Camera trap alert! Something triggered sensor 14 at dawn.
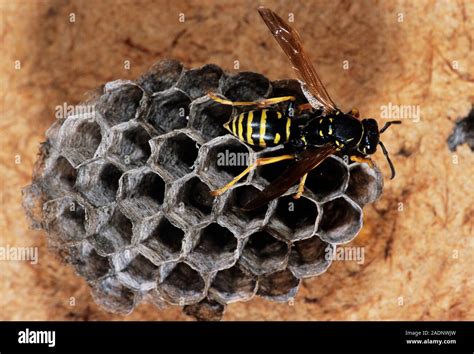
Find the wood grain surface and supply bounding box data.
[0,0,473,321]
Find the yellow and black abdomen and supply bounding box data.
[223,109,292,147]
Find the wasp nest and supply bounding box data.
[23,59,383,320]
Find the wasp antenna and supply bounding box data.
[379,141,396,179]
[380,120,402,134]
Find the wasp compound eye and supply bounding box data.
[22,60,384,321]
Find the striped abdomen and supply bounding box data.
[223,109,292,147]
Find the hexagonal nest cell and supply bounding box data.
[23,59,384,320]
[159,262,206,305]
[58,118,102,167]
[149,131,200,180]
[137,214,185,264]
[117,167,165,220]
[76,160,124,207]
[106,123,152,167]
[240,230,289,276]
[91,208,133,255]
[144,88,190,133]
[187,223,238,273]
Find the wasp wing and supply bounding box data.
[258,7,338,113]
[243,144,337,210]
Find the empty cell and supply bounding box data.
[188,99,233,141]
[176,64,223,100]
[76,162,122,206]
[92,209,133,255]
[71,159,124,206]
[210,266,257,303]
[50,155,77,189]
[145,89,190,133]
[140,216,185,263]
[110,125,151,166]
[289,236,333,278]
[222,185,267,227]
[118,168,165,219]
[257,269,300,301]
[67,240,109,281]
[160,263,206,304]
[304,157,348,201]
[60,119,102,167]
[92,276,136,315]
[155,133,199,179]
[134,172,165,205]
[268,196,318,241]
[188,223,238,273]
[97,84,143,126]
[240,230,288,275]
[221,72,271,102]
[346,163,383,206]
[174,177,214,222]
[137,59,184,94]
[183,298,225,321]
[319,197,362,244]
[100,164,122,192]
[43,197,88,244]
[116,253,159,291]
[201,138,251,185]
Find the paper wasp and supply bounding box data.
[209,7,401,210]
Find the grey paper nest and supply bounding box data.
[23,59,383,320]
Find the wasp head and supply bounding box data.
[358,118,379,155]
[358,119,402,179]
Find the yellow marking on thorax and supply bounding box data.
[238,113,245,141]
[328,127,333,135]
[274,133,281,144]
[246,111,254,144]
[286,118,291,140]
[259,110,267,147]
[277,112,282,119]
[329,118,333,122]
[319,130,323,137]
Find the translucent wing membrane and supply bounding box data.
[244,144,338,210]
[258,7,338,113]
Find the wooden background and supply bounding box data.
[1,0,473,320]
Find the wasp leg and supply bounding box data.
[348,108,360,118]
[210,154,295,196]
[293,173,308,199]
[208,92,295,108]
[350,155,374,168]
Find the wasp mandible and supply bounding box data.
[209,7,401,210]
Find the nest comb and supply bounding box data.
[22,59,383,320]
